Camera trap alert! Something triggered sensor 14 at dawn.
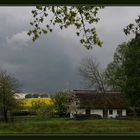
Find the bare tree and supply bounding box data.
[79,57,111,118]
[79,57,106,93]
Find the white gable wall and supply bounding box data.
[122,109,126,116]
[77,109,103,117]
[70,109,85,118]
[70,108,127,118]
[14,93,26,99]
[77,109,85,114]
[108,109,118,118]
[91,109,103,118]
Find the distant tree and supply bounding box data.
[32,94,39,98]
[28,6,103,49]
[25,94,40,98]
[79,57,106,93]
[40,94,49,98]
[25,94,32,98]
[0,68,20,122]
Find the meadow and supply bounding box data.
[1,117,140,134]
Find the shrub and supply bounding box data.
[13,110,36,116]
[36,105,55,118]
[31,100,55,118]
[15,98,55,118]
[88,114,102,119]
[74,114,88,120]
[52,91,79,117]
[74,114,102,120]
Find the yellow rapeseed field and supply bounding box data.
[19,98,54,107]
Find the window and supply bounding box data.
[86,109,90,115]
[109,109,113,115]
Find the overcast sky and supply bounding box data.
[0,6,139,94]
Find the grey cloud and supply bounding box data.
[0,7,140,93]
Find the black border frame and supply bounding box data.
[0,0,140,139]
[0,0,140,5]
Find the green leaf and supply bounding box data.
[76,32,80,36]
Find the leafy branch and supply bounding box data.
[124,15,140,35]
[28,6,104,49]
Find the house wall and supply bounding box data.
[107,109,127,118]
[70,109,85,118]
[14,93,26,99]
[70,108,127,119]
[91,109,103,118]
[108,109,118,118]
[70,113,74,118]
[76,109,103,117]
[77,109,86,114]
[122,109,126,116]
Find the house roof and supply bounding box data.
[73,90,128,109]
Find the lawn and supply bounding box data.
[0,116,140,134]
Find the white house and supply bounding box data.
[70,90,128,119]
[14,93,27,99]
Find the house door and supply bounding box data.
[103,109,108,118]
[86,109,90,115]
[117,109,122,117]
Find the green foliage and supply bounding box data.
[51,91,69,116]
[104,34,140,112]
[40,94,48,98]
[37,105,54,118]
[25,94,32,98]
[74,114,102,120]
[28,6,103,49]
[51,91,79,117]
[31,100,54,118]
[25,93,48,98]
[0,69,20,122]
[104,43,128,91]
[25,93,39,98]
[12,110,36,116]
[123,34,140,108]
[124,15,140,35]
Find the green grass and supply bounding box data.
[1,116,140,134]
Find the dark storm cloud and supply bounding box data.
[0,7,140,93]
[0,30,84,93]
